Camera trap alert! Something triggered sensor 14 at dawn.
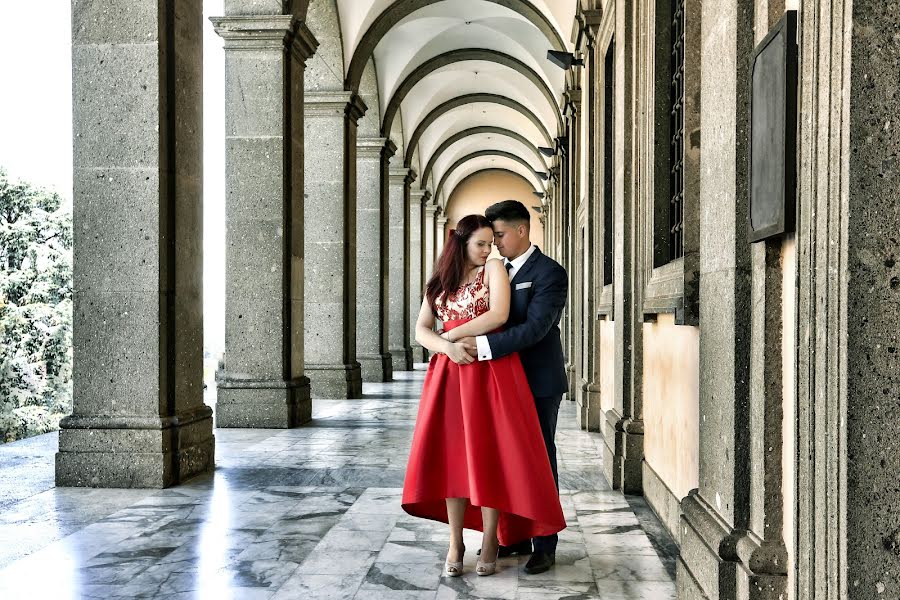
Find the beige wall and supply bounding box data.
[642,313,700,500]
[599,318,616,413]
[443,169,545,250]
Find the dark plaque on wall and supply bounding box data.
[748,10,798,242]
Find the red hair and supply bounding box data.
[425,214,492,310]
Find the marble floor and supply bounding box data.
[0,367,677,599]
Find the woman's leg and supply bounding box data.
[479,506,500,560]
[446,497,467,562]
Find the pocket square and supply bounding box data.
[515,282,533,290]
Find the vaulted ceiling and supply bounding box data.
[331,0,579,206]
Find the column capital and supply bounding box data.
[389,166,412,184]
[424,204,438,217]
[410,188,427,203]
[358,136,389,158]
[291,22,318,62]
[305,91,367,123]
[404,169,418,186]
[382,138,398,160]
[211,15,307,51]
[582,8,603,42]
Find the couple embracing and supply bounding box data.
[401,199,569,577]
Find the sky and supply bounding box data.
[0,0,228,355]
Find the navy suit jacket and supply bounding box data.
[486,247,568,398]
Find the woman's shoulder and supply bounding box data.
[484,258,505,272]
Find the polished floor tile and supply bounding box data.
[0,367,676,599]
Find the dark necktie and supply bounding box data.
[505,262,513,276]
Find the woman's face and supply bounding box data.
[465,227,494,267]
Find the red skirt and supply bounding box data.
[401,319,566,545]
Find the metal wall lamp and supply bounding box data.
[547,50,584,70]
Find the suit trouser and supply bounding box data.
[532,393,563,554]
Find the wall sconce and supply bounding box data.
[547,50,584,70]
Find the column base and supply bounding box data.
[55,405,215,488]
[358,352,393,382]
[215,377,311,428]
[679,490,754,599]
[306,362,363,399]
[622,418,644,494]
[411,343,428,364]
[566,363,577,399]
[577,381,603,431]
[602,408,624,489]
[389,345,414,371]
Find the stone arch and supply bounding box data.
[380,49,564,138]
[420,126,548,186]
[434,150,544,200]
[345,0,566,91]
[405,94,554,168]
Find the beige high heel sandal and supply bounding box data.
[444,543,465,577]
[476,545,499,576]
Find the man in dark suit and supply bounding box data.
[458,199,568,575]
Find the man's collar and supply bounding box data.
[505,244,536,270]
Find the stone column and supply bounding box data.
[436,214,448,258]
[304,91,367,398]
[355,137,395,382]
[408,188,428,363]
[388,167,414,371]
[57,0,213,488]
[211,16,317,428]
[423,203,438,282]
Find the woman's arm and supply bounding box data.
[442,259,510,341]
[414,297,475,365]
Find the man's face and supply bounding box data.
[491,219,528,259]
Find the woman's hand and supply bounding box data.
[444,340,476,365]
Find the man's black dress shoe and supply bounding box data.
[524,551,555,574]
[476,539,532,558]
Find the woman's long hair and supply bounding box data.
[425,214,493,310]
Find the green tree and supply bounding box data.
[0,167,73,443]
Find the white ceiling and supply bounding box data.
[334,0,577,199]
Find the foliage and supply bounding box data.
[0,167,73,443]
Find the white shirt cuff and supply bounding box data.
[475,335,492,361]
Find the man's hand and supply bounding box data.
[445,341,475,365]
[458,336,477,358]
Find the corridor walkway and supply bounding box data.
[0,368,676,599]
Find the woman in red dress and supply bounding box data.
[401,214,565,577]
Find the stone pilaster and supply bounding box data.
[303,91,367,398]
[436,214,448,258]
[580,16,604,434]
[423,203,438,282]
[210,16,317,428]
[57,0,213,488]
[355,137,395,382]
[388,167,414,371]
[677,0,755,597]
[409,188,428,363]
[795,1,900,596]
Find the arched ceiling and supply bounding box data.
[435,150,546,207]
[332,0,579,200]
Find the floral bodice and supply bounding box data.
[434,266,490,322]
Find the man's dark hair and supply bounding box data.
[485,199,531,227]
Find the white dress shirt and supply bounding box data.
[475,244,536,361]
